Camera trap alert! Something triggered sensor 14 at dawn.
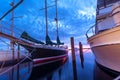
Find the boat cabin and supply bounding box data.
[96,0,120,34]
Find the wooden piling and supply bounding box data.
[70,37,77,80]
[12,68,14,80]
[79,42,84,68]
[28,62,31,73]
[17,44,20,61]
[17,65,19,80]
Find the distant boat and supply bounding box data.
[86,0,120,73]
[20,0,68,65]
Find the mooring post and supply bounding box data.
[17,64,19,80]
[17,44,20,61]
[70,37,77,80]
[12,44,14,60]
[12,68,14,80]
[79,42,84,68]
[28,62,31,73]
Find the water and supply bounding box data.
[0,61,32,80]
[0,50,118,80]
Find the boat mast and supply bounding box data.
[55,0,58,39]
[45,0,48,36]
[55,0,64,45]
[11,0,15,36]
[10,0,15,59]
[0,0,24,21]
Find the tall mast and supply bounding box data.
[45,0,48,36]
[11,0,15,36]
[55,0,64,45]
[10,0,15,60]
[0,0,24,21]
[55,0,58,38]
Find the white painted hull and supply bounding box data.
[88,26,120,72]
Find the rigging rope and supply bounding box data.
[0,37,10,48]
[0,21,23,38]
[0,51,33,76]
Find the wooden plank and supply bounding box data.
[0,31,33,47]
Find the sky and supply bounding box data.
[0,0,97,48]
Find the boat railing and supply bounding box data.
[0,21,37,45]
[86,11,120,39]
[0,21,23,39]
[98,2,120,27]
[86,24,96,39]
[86,2,120,39]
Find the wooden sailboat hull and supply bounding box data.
[21,44,68,65]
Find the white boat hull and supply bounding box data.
[88,26,120,72]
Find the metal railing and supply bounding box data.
[0,21,23,39]
[86,24,96,39]
[86,2,120,39]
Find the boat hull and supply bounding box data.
[24,45,67,58]
[88,26,120,72]
[92,44,120,72]
[20,44,68,65]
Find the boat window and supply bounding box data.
[96,16,115,34]
[97,0,119,9]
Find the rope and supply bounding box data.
[1,21,23,32]
[21,50,33,61]
[0,37,10,46]
[0,21,23,38]
[0,43,35,73]
[0,51,9,72]
[0,54,32,76]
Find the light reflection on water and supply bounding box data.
[30,51,116,80]
[56,51,95,80]
[0,51,117,80]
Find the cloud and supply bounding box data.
[0,0,96,46]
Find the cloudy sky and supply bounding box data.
[0,0,96,47]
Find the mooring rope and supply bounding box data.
[0,51,10,72]
[0,55,32,76]
[0,21,23,38]
[0,37,10,46]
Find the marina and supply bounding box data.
[0,0,120,80]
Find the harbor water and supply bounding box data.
[0,50,118,80]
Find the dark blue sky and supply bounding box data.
[0,0,96,47]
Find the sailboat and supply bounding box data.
[86,0,120,73]
[20,0,68,65]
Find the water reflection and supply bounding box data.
[0,52,118,80]
[0,61,32,80]
[29,51,119,80]
[94,63,114,80]
[79,53,84,69]
[29,59,68,80]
